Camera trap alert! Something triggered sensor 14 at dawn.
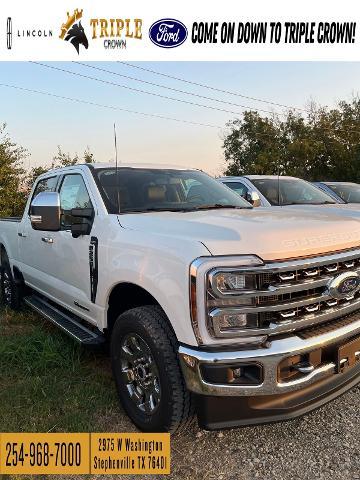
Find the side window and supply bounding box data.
[59,174,92,229]
[224,181,249,199]
[32,176,57,199]
[29,176,57,213]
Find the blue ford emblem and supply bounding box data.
[149,18,187,48]
[328,272,360,299]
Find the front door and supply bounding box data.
[50,173,95,313]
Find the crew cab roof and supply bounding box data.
[88,163,198,171]
[40,163,199,177]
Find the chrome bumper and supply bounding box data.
[179,313,360,396]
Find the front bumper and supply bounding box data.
[178,313,360,429]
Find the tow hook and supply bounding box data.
[292,361,315,374]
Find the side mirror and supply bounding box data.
[246,191,261,208]
[70,208,94,238]
[30,192,61,231]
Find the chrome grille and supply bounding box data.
[207,249,360,338]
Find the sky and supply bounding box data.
[1,61,360,176]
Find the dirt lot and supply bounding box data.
[1,307,359,480]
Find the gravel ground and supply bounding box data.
[83,383,360,480]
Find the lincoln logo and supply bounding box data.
[328,272,360,299]
[7,17,12,50]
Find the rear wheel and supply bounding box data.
[111,305,194,432]
[0,252,21,310]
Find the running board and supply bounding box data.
[24,295,105,346]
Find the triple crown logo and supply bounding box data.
[59,9,88,54]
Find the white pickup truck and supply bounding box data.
[1,163,360,432]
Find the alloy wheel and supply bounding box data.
[120,333,161,414]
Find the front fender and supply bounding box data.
[96,226,210,346]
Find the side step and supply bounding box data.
[24,295,105,346]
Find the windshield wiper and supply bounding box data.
[281,201,336,206]
[122,204,250,213]
[124,207,190,213]
[188,204,249,211]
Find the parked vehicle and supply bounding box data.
[219,175,360,216]
[1,164,360,432]
[315,182,360,204]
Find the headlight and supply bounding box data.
[209,271,256,296]
[190,255,265,345]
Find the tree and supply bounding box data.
[222,98,360,182]
[52,146,95,168]
[52,146,80,168]
[0,124,28,216]
[83,147,94,164]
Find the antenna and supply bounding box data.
[277,160,281,207]
[113,122,121,214]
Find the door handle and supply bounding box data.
[41,237,54,244]
[18,232,27,238]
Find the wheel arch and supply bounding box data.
[0,244,24,285]
[106,282,174,336]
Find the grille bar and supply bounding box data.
[211,293,333,314]
[209,298,360,337]
[217,276,332,299]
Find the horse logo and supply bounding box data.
[59,9,89,54]
[65,21,88,54]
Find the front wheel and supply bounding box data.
[111,305,194,432]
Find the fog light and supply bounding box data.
[200,363,263,385]
[232,367,243,378]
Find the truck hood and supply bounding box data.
[281,203,360,217]
[119,208,360,261]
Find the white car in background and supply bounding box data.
[219,175,360,217]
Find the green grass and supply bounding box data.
[0,307,120,433]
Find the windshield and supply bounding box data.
[94,167,252,213]
[251,178,337,206]
[326,183,360,204]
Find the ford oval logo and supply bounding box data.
[149,18,188,48]
[327,272,360,299]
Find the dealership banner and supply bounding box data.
[1,0,360,61]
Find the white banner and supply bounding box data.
[1,0,360,61]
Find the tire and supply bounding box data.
[111,305,194,433]
[0,253,22,310]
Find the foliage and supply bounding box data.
[51,145,95,168]
[0,124,28,217]
[0,307,119,432]
[223,98,360,181]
